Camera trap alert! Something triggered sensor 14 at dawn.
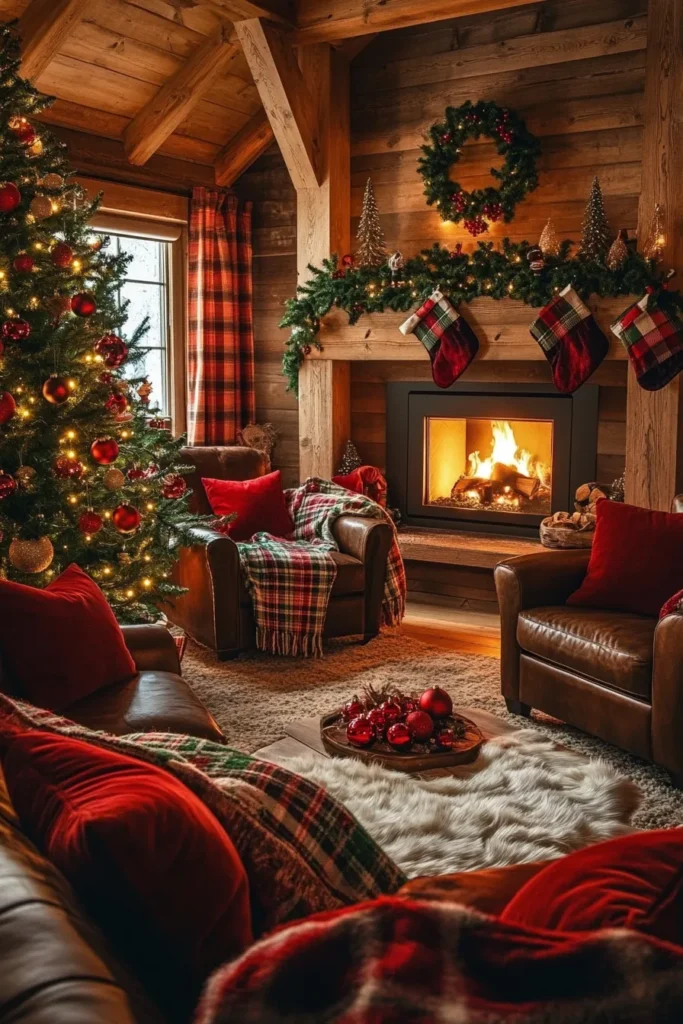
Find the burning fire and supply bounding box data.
[467,421,549,486]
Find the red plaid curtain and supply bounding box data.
[187,188,255,445]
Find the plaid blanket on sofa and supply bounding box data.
[197,896,683,1024]
[0,695,405,937]
[237,478,406,656]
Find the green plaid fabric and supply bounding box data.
[0,696,407,936]
[530,289,588,356]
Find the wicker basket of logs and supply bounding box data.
[539,482,610,549]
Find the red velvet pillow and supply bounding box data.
[0,726,252,1017]
[202,469,294,541]
[0,564,136,710]
[567,500,683,617]
[660,589,683,618]
[500,829,683,945]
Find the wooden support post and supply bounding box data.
[625,0,683,510]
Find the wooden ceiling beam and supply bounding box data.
[18,0,90,81]
[214,110,274,185]
[234,18,321,190]
[197,0,295,25]
[123,23,241,166]
[294,0,535,43]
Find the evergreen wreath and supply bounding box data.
[418,100,540,235]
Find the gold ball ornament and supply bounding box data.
[29,195,53,221]
[29,138,43,157]
[9,536,54,573]
[103,467,126,491]
[40,173,64,190]
[14,465,37,490]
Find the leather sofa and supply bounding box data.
[1,624,224,744]
[165,446,393,659]
[494,495,683,784]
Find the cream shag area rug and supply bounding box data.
[182,629,683,832]
[272,732,639,877]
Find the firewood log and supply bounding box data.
[575,481,610,514]
[513,474,540,499]
[451,477,492,502]
[491,462,518,485]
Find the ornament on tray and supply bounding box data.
[419,687,453,719]
[103,467,126,490]
[341,695,365,722]
[435,727,456,750]
[42,374,73,405]
[161,473,187,500]
[136,380,152,404]
[0,471,17,498]
[579,176,611,261]
[337,440,362,476]
[12,253,34,273]
[386,721,412,751]
[2,317,30,341]
[611,288,683,391]
[379,699,403,724]
[530,285,609,393]
[388,250,405,284]
[405,709,434,741]
[90,436,119,465]
[642,203,666,262]
[346,715,375,748]
[355,178,388,268]
[54,455,84,479]
[95,334,128,367]
[71,292,96,317]
[14,465,36,490]
[607,229,629,271]
[78,510,103,535]
[8,536,53,573]
[112,503,141,534]
[0,391,15,424]
[527,246,544,275]
[399,290,479,389]
[367,706,387,738]
[50,242,73,269]
[0,182,21,213]
[539,217,560,257]
[29,195,53,221]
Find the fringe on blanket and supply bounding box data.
[256,626,324,658]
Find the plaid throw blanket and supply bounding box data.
[0,695,405,937]
[237,478,406,656]
[197,897,683,1023]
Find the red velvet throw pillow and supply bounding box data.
[567,500,683,617]
[202,469,294,541]
[660,588,683,618]
[0,564,136,710]
[0,726,252,1018]
[500,829,683,945]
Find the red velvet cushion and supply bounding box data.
[0,564,136,710]
[500,830,683,945]
[660,588,683,618]
[202,469,294,541]
[0,726,252,1017]
[567,500,683,617]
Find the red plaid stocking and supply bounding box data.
[400,290,479,388]
[611,288,683,391]
[529,285,609,393]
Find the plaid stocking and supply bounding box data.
[399,290,479,388]
[611,288,683,391]
[530,285,609,393]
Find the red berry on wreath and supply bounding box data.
[161,473,187,500]
[341,254,354,268]
[78,510,103,535]
[54,455,84,479]
[112,503,141,535]
[1,318,30,341]
[0,471,17,499]
[0,391,16,425]
[380,700,403,724]
[346,715,375,748]
[419,687,453,718]
[90,436,119,465]
[12,253,34,273]
[435,727,456,750]
[51,242,73,268]
[386,722,412,751]
[405,710,434,742]
[71,292,97,317]
[95,334,128,367]
[303,345,312,356]
[342,696,365,721]
[452,192,466,213]
[105,392,128,416]
[440,132,452,144]
[332,270,345,280]
[0,182,21,213]
[42,374,72,405]
[464,217,488,237]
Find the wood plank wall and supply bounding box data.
[238,0,645,491]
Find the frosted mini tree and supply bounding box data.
[579,176,611,262]
[356,178,388,268]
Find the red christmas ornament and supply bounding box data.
[386,722,412,751]
[78,510,103,535]
[379,700,403,724]
[405,710,434,742]
[0,182,21,213]
[51,242,73,268]
[419,687,453,719]
[161,473,187,500]
[95,334,128,368]
[42,375,71,405]
[71,292,97,317]
[98,371,115,385]
[346,715,375,748]
[1,318,30,341]
[105,392,128,416]
[126,466,146,482]
[0,472,17,499]
[440,132,452,143]
[10,119,36,146]
[112,504,141,535]
[12,253,34,273]
[90,436,119,465]
[341,254,354,268]
[54,455,84,479]
[367,706,387,736]
[435,727,456,750]
[0,392,16,425]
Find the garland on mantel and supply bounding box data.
[280,240,680,395]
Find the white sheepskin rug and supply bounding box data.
[273,730,641,878]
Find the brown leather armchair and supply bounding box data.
[165,447,393,660]
[494,495,683,784]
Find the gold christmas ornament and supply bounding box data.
[29,194,52,221]
[118,550,132,565]
[41,172,64,190]
[103,467,126,490]
[607,229,629,270]
[539,218,560,257]
[356,178,388,268]
[14,465,37,490]
[9,536,54,573]
[642,203,665,262]
[29,138,43,157]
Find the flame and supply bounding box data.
[467,420,547,483]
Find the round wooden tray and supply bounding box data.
[320,711,484,772]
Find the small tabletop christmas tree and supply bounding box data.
[579,176,611,262]
[356,178,388,268]
[0,22,211,622]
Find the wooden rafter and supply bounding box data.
[214,111,274,186]
[198,0,295,25]
[295,0,534,43]
[123,24,241,167]
[234,18,321,190]
[18,0,90,81]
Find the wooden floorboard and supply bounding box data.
[402,600,501,656]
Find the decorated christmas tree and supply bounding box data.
[0,23,210,622]
[355,178,388,268]
[579,176,611,261]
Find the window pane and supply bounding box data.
[121,236,162,281]
[133,348,165,412]
[120,281,163,347]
